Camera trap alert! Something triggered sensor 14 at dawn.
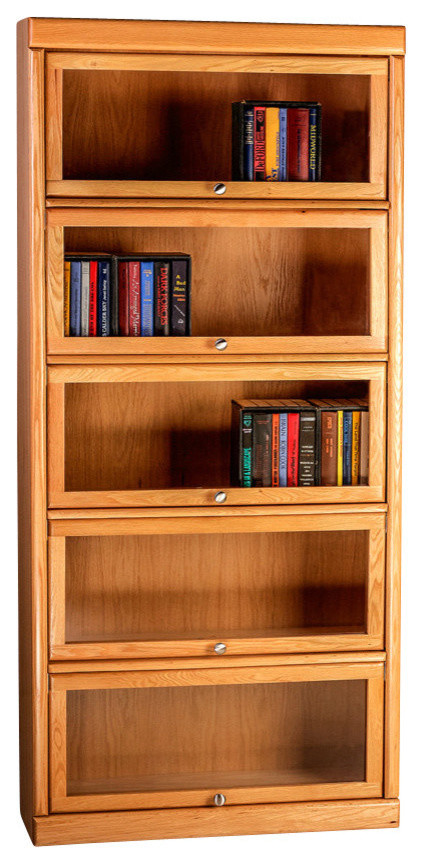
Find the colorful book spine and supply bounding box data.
[80,260,90,337]
[171,260,188,336]
[128,261,141,336]
[298,410,316,486]
[69,260,81,337]
[241,412,253,487]
[63,260,71,336]
[287,108,309,181]
[141,262,154,336]
[111,257,119,336]
[252,413,272,487]
[118,262,129,336]
[321,411,337,486]
[271,412,280,486]
[279,107,287,181]
[265,107,280,181]
[337,411,344,486]
[351,411,361,486]
[279,413,288,487]
[88,260,97,336]
[154,262,170,335]
[308,106,319,181]
[343,411,353,485]
[97,260,111,336]
[359,411,369,485]
[287,412,300,487]
[243,107,254,181]
[253,107,266,181]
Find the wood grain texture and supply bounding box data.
[47,180,386,200]
[46,197,390,210]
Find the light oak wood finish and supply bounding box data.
[46,197,391,210]
[48,180,386,200]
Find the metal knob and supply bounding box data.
[215,338,228,351]
[214,793,226,806]
[214,642,227,655]
[214,491,227,503]
[213,182,227,195]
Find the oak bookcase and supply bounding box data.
[17,18,404,846]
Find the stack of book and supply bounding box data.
[231,398,369,487]
[64,254,191,337]
[232,101,322,181]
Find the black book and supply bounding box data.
[298,410,317,486]
[110,255,119,336]
[171,260,189,336]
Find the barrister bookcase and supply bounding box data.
[17,18,404,846]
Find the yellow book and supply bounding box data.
[337,411,344,486]
[63,260,71,336]
[265,107,280,181]
[351,411,361,485]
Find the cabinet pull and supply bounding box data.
[214,491,227,503]
[214,793,226,806]
[214,642,227,655]
[213,182,226,195]
[215,338,228,351]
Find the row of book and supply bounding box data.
[231,399,369,487]
[64,254,191,337]
[232,101,322,182]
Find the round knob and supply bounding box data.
[214,642,227,655]
[215,338,228,351]
[213,183,227,195]
[214,491,227,503]
[214,793,226,806]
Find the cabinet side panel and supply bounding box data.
[17,20,48,834]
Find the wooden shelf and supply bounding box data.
[47,181,386,200]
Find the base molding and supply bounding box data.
[31,798,400,846]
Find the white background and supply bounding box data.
[2,0,422,859]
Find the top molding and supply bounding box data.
[24,18,405,56]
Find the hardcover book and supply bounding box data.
[154,261,170,336]
[141,262,154,336]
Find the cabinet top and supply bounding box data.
[20,18,405,56]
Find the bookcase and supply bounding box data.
[17,18,404,846]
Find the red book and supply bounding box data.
[88,261,97,336]
[287,412,300,487]
[118,262,129,336]
[287,108,309,181]
[129,262,141,336]
[271,413,280,486]
[253,107,266,180]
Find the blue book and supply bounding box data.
[343,411,353,485]
[243,108,254,181]
[97,260,111,336]
[279,413,288,486]
[69,260,81,336]
[278,108,287,181]
[141,262,154,336]
[308,106,318,181]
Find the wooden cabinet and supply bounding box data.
[17,17,404,847]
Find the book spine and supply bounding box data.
[241,411,253,487]
[97,261,111,336]
[287,108,309,181]
[253,107,266,181]
[279,108,287,181]
[154,262,170,336]
[63,260,71,336]
[271,412,280,486]
[232,102,244,181]
[265,107,280,182]
[118,262,129,336]
[252,413,272,487]
[298,410,316,486]
[308,106,319,181]
[243,107,254,181]
[279,413,288,487]
[141,262,154,336]
[337,411,344,486]
[171,260,188,336]
[111,256,119,336]
[343,411,353,485]
[80,260,90,337]
[128,261,141,336]
[287,412,300,487]
[69,260,81,337]
[351,411,361,486]
[88,260,97,336]
[321,411,338,486]
[359,411,369,485]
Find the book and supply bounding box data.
[80,260,90,337]
[111,256,119,336]
[241,412,253,487]
[154,261,170,336]
[128,261,141,336]
[171,260,188,336]
[287,412,299,487]
[271,412,280,486]
[351,411,361,486]
[287,108,309,181]
[141,262,154,336]
[97,260,111,336]
[88,260,97,336]
[118,261,129,336]
[359,411,369,485]
[343,411,353,485]
[279,107,288,181]
[279,413,288,487]
[320,411,338,486]
[265,107,280,181]
[244,107,254,181]
[337,410,344,486]
[69,260,81,337]
[298,410,316,486]
[63,259,71,336]
[252,413,272,486]
[308,105,319,181]
[253,107,266,181]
